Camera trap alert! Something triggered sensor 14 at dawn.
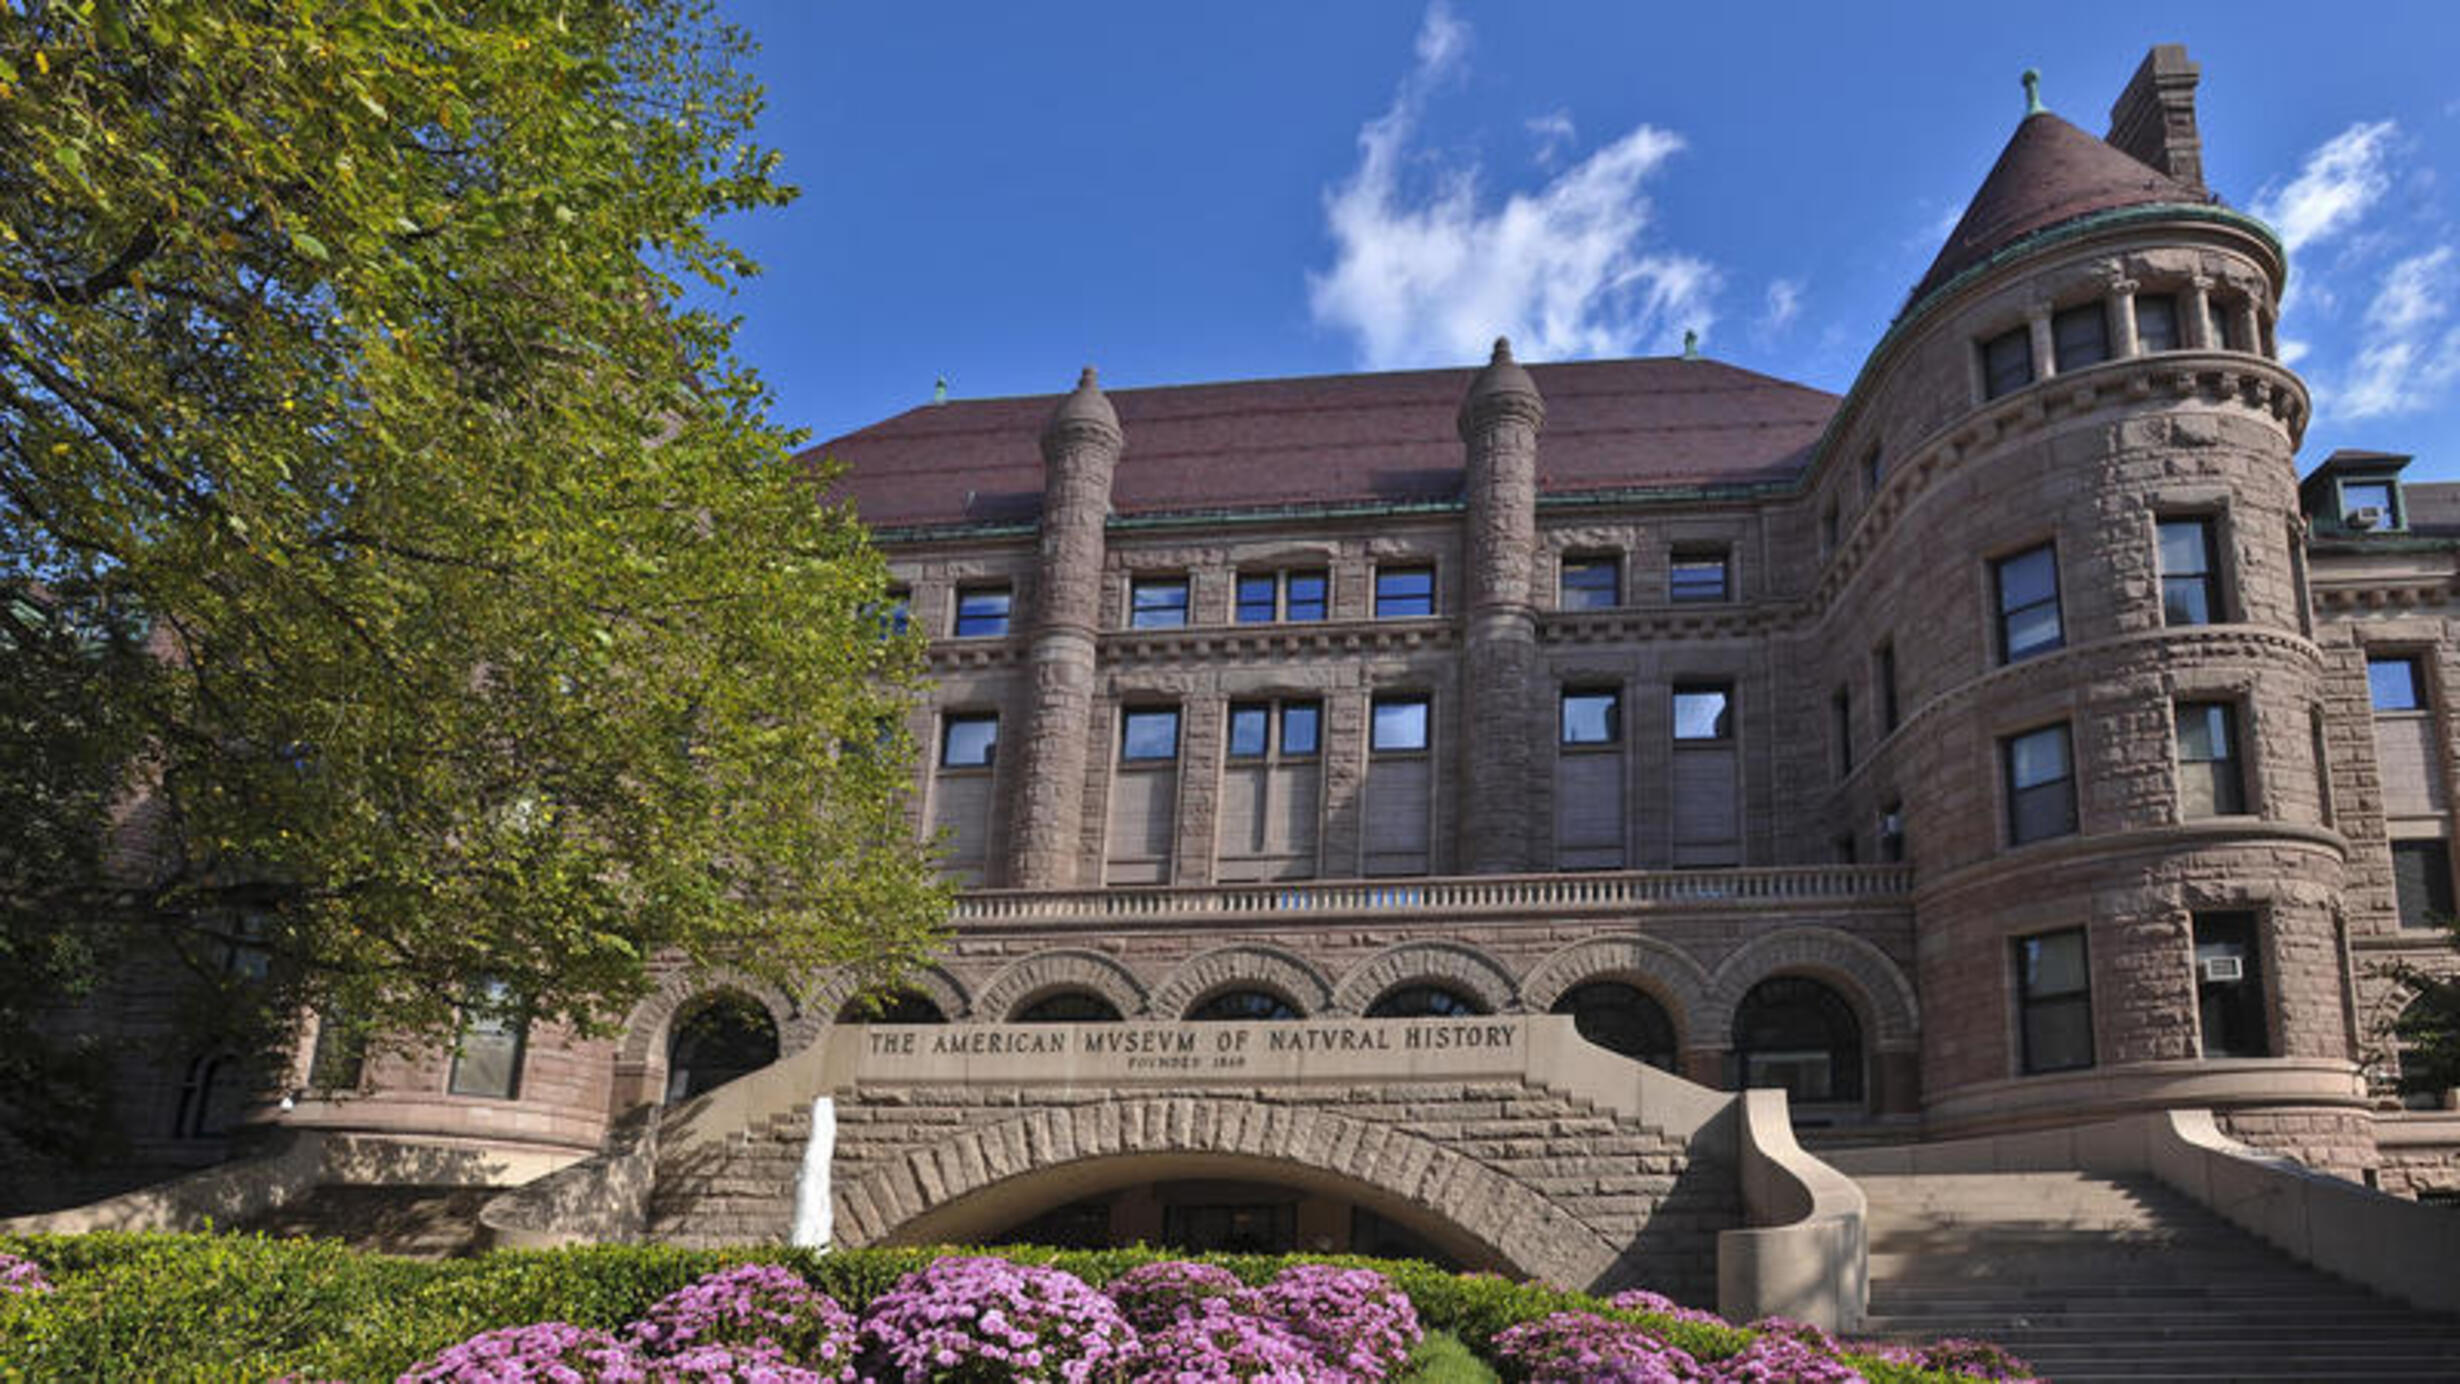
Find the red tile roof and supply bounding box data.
[1909,111,2207,308]
[806,357,1838,530]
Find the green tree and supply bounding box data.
[0,0,945,1143]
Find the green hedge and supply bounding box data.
[0,1233,1944,1382]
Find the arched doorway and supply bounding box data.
[665,994,781,1103]
[1552,980,1679,1071]
[1731,975,1864,1105]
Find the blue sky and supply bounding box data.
[708,1,2460,480]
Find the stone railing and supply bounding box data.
[954,865,1912,926]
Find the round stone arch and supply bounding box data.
[831,1095,1620,1289]
[813,964,974,1025]
[619,968,812,1073]
[1519,936,1716,1048]
[1148,944,1335,1020]
[973,949,1150,1022]
[1703,928,1920,1052]
[1328,940,1518,1017]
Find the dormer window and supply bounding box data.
[2340,478,2400,532]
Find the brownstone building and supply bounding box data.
[11,48,2460,1289]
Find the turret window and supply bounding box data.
[1982,326,2033,398]
[2175,701,2246,818]
[2004,723,2077,845]
[2015,930,2095,1074]
[1993,543,2063,663]
[2136,294,2181,353]
[2053,303,2110,370]
[2158,518,2220,625]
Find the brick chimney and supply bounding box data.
[2107,44,2204,193]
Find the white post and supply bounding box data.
[789,1095,837,1250]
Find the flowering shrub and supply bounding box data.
[640,1342,833,1382]
[1916,1337,2039,1380]
[1122,1297,1318,1383]
[1606,1289,1726,1327]
[629,1263,859,1378]
[858,1255,1138,1382]
[399,1321,646,1381]
[0,1252,53,1297]
[1249,1264,1422,1381]
[1490,1310,1703,1382]
[1714,1332,1866,1383]
[1102,1260,1250,1333]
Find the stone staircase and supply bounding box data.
[1857,1172,2460,1381]
[237,1185,493,1258]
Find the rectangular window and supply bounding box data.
[2159,518,2219,626]
[1235,575,1278,624]
[1561,689,1621,746]
[1821,501,1841,553]
[1673,684,1733,742]
[1121,708,1180,762]
[1876,642,1900,734]
[1129,577,1190,629]
[1879,800,1906,863]
[1994,543,2063,663]
[940,714,998,768]
[1371,695,1430,752]
[1281,702,1320,756]
[1863,445,1884,495]
[883,587,912,637]
[1374,566,1435,618]
[2015,930,2095,1074]
[1669,550,1730,603]
[448,979,526,1100]
[2342,479,2397,530]
[2393,839,2455,929]
[953,585,1012,638]
[308,1013,366,1091]
[2176,702,2246,817]
[1983,326,2034,399]
[1285,572,1328,622]
[2005,723,2077,845]
[2194,912,2269,1058]
[2370,656,2424,711]
[2053,302,2110,370]
[1228,704,1270,759]
[1832,687,1854,776]
[1559,556,1620,611]
[2136,294,2180,353]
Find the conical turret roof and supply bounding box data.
[1908,109,2206,308]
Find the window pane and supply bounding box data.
[2009,725,2070,789]
[2023,999,2095,1073]
[1281,703,1320,756]
[2054,303,2109,370]
[1996,545,2061,662]
[2136,295,2179,352]
[1235,576,1278,623]
[2195,912,2268,1059]
[954,587,1011,637]
[1122,709,1180,761]
[2343,480,2395,526]
[1673,686,1732,741]
[941,715,998,767]
[2393,840,2455,928]
[449,980,524,1099]
[2017,931,2093,1074]
[1559,557,1619,610]
[1130,579,1189,629]
[1561,690,1619,745]
[1670,554,1729,602]
[1227,705,1269,758]
[2370,657,2422,711]
[1984,328,2033,398]
[2175,703,2230,762]
[2158,519,2211,577]
[1371,697,1428,752]
[2021,930,2090,996]
[1285,573,1328,621]
[1374,568,1434,617]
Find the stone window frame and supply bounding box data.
[938,711,999,769]
[2154,510,2228,627]
[1127,574,1191,630]
[1990,539,2064,665]
[1372,563,1437,619]
[1559,685,1621,748]
[2001,720,2078,847]
[2012,927,2096,1076]
[951,583,1013,638]
[2188,908,2273,1060]
[1668,546,1732,603]
[2173,698,2249,819]
[1557,553,1621,611]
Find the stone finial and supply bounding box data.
[1461,335,1541,408]
[1041,363,1120,446]
[2023,69,2046,117]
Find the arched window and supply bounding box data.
[1552,981,1678,1071]
[1187,989,1298,1022]
[1732,976,1864,1104]
[839,988,948,1024]
[1015,991,1125,1023]
[665,993,781,1103]
[171,1052,243,1138]
[1364,984,1485,1018]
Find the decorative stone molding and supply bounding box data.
[1326,940,1520,1017]
[972,948,1151,1021]
[1704,928,1920,1049]
[1146,944,1336,1019]
[812,965,973,1024]
[1519,935,1718,1047]
[617,969,813,1069]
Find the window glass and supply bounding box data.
[2136,294,2180,352]
[448,979,526,1099]
[1879,800,1906,863]
[1672,685,1732,741]
[2006,723,2077,844]
[1669,551,1729,602]
[2053,303,2110,370]
[1832,688,1854,775]
[1227,704,1270,758]
[940,714,998,768]
[1983,326,2033,398]
[2016,930,2094,1074]
[882,588,911,637]
[2370,656,2423,711]
[1863,446,1884,494]
[1016,991,1124,1023]
[1188,989,1298,1021]
[1552,982,1678,1070]
[1559,556,1619,610]
[1235,575,1278,624]
[1561,690,1620,746]
[1876,643,1900,733]
[2158,518,2217,625]
[1129,578,1189,629]
[1121,708,1180,761]
[2342,479,2396,528]
[2176,702,2244,817]
[1374,567,1434,618]
[1365,985,1486,1018]
[2194,912,2268,1058]
[1370,696,1429,752]
[1821,502,1840,552]
[1732,977,1863,1103]
[1281,703,1320,756]
[1285,572,1328,621]
[1994,544,2062,663]
[2393,839,2455,929]
[953,586,1012,638]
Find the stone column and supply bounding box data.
[1001,368,1122,889]
[1456,338,1545,874]
[2026,301,2056,379]
[2107,278,2141,358]
[2182,275,2215,350]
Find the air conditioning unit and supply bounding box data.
[2200,955,2245,983]
[2347,506,2385,531]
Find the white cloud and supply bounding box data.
[1308,3,1718,369]
[2334,247,2460,419]
[2252,120,2398,256]
[1526,109,1576,168]
[1759,278,1804,337]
